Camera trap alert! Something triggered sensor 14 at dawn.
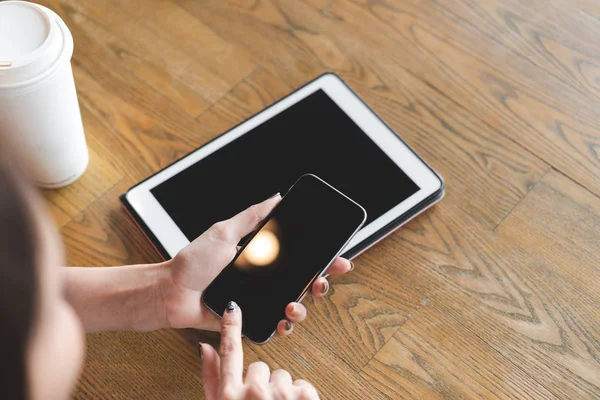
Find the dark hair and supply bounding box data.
[0,153,39,400]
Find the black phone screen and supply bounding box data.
[202,175,366,343]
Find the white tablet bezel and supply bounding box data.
[126,74,442,258]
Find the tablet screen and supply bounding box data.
[151,89,419,242]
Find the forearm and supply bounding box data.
[63,263,172,332]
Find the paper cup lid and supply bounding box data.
[0,1,73,87]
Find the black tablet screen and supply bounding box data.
[151,89,419,242]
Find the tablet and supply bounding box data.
[121,73,444,260]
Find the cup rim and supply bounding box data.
[0,4,73,91]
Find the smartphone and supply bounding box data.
[202,174,367,344]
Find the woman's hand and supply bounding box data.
[200,302,319,400]
[159,194,354,334]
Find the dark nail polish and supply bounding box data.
[226,301,239,313]
[321,280,329,294]
[285,321,292,331]
[349,261,355,271]
[198,342,203,360]
[268,192,280,199]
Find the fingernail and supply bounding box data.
[321,280,329,294]
[268,192,280,199]
[349,261,355,271]
[198,342,203,360]
[285,321,292,331]
[226,301,239,313]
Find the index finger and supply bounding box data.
[219,301,244,386]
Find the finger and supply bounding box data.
[270,369,293,386]
[311,278,329,297]
[325,258,354,276]
[276,319,294,336]
[217,194,281,243]
[219,301,243,386]
[293,380,320,399]
[245,361,271,385]
[285,303,307,323]
[200,343,220,400]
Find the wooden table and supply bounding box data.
[39,0,600,398]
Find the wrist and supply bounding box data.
[111,262,175,332]
[146,261,177,331]
[157,257,220,331]
[62,264,176,332]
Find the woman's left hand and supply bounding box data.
[158,194,354,336]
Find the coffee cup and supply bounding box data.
[0,1,88,188]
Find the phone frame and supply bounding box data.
[201,173,367,344]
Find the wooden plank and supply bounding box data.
[302,0,335,11]
[73,330,204,399]
[243,325,390,399]
[61,181,161,267]
[173,0,333,87]
[367,0,600,100]
[489,0,600,50]
[496,169,600,301]
[362,300,559,400]
[42,145,122,228]
[569,0,600,19]
[110,0,257,94]
[72,64,201,182]
[197,68,292,132]
[371,203,600,399]
[60,0,212,118]
[298,259,428,372]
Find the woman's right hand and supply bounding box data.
[199,301,320,400]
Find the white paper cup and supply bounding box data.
[0,1,88,188]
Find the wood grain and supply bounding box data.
[196,68,292,132]
[372,204,600,398]
[42,146,122,228]
[361,300,559,400]
[570,0,600,19]
[61,181,161,267]
[496,170,600,301]
[28,0,600,398]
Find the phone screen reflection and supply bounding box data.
[234,220,281,269]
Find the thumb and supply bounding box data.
[215,193,281,243]
[200,343,220,400]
